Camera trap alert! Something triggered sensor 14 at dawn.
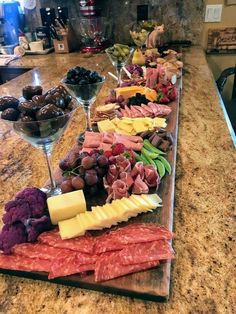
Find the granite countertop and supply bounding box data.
[0,47,235,314]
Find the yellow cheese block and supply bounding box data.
[97,119,115,133]
[58,217,85,240]
[47,190,86,225]
[115,86,144,100]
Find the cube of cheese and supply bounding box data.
[47,190,86,225]
[58,217,85,240]
[97,119,115,133]
[153,117,167,129]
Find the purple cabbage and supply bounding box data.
[0,223,27,254]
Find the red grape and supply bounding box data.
[97,155,108,168]
[60,179,74,193]
[71,176,85,190]
[81,156,95,169]
[85,172,98,186]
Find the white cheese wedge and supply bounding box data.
[47,190,86,225]
[92,206,114,228]
[141,194,162,208]
[78,211,103,230]
[58,217,85,240]
[112,199,137,219]
[130,194,153,210]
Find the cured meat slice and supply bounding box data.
[113,133,143,143]
[99,142,112,152]
[154,104,171,116]
[0,253,51,273]
[115,155,131,173]
[111,180,129,200]
[148,102,159,115]
[141,104,153,117]
[94,251,160,282]
[122,139,143,151]
[38,230,95,254]
[120,108,128,117]
[102,132,114,144]
[119,240,175,265]
[13,242,97,266]
[132,174,149,194]
[105,164,119,185]
[94,223,173,254]
[119,172,134,188]
[130,106,141,118]
[48,252,95,279]
[133,105,146,117]
[83,132,102,148]
[130,161,145,179]
[12,243,71,260]
[124,105,133,118]
[144,165,160,188]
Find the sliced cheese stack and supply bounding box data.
[58,194,162,240]
[98,117,167,135]
[47,190,86,225]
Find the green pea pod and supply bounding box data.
[154,159,165,178]
[141,147,159,159]
[134,152,143,162]
[141,152,157,169]
[143,139,166,155]
[114,43,130,49]
[157,155,171,174]
[140,153,150,165]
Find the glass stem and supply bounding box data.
[84,103,93,132]
[44,150,57,189]
[116,65,122,86]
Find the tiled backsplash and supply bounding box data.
[25,0,204,45]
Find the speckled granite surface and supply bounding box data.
[0,47,235,313]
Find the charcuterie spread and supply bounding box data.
[0,44,182,300]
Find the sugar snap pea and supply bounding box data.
[141,147,159,159]
[154,160,165,178]
[156,155,171,174]
[143,139,166,155]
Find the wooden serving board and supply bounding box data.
[0,82,181,302]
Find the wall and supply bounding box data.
[201,0,236,49]
[24,0,204,45]
[202,0,236,104]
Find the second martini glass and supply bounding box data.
[105,46,134,86]
[62,77,105,141]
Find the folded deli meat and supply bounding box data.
[0,223,174,282]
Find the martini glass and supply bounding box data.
[0,101,77,196]
[62,77,105,141]
[105,47,134,86]
[129,22,150,49]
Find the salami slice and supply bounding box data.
[12,243,97,265]
[119,240,175,265]
[94,223,173,254]
[0,253,51,273]
[48,252,95,279]
[94,251,160,282]
[38,230,95,254]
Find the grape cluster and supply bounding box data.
[65,66,103,85]
[60,150,109,196]
[125,64,143,77]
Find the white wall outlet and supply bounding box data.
[205,4,223,22]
